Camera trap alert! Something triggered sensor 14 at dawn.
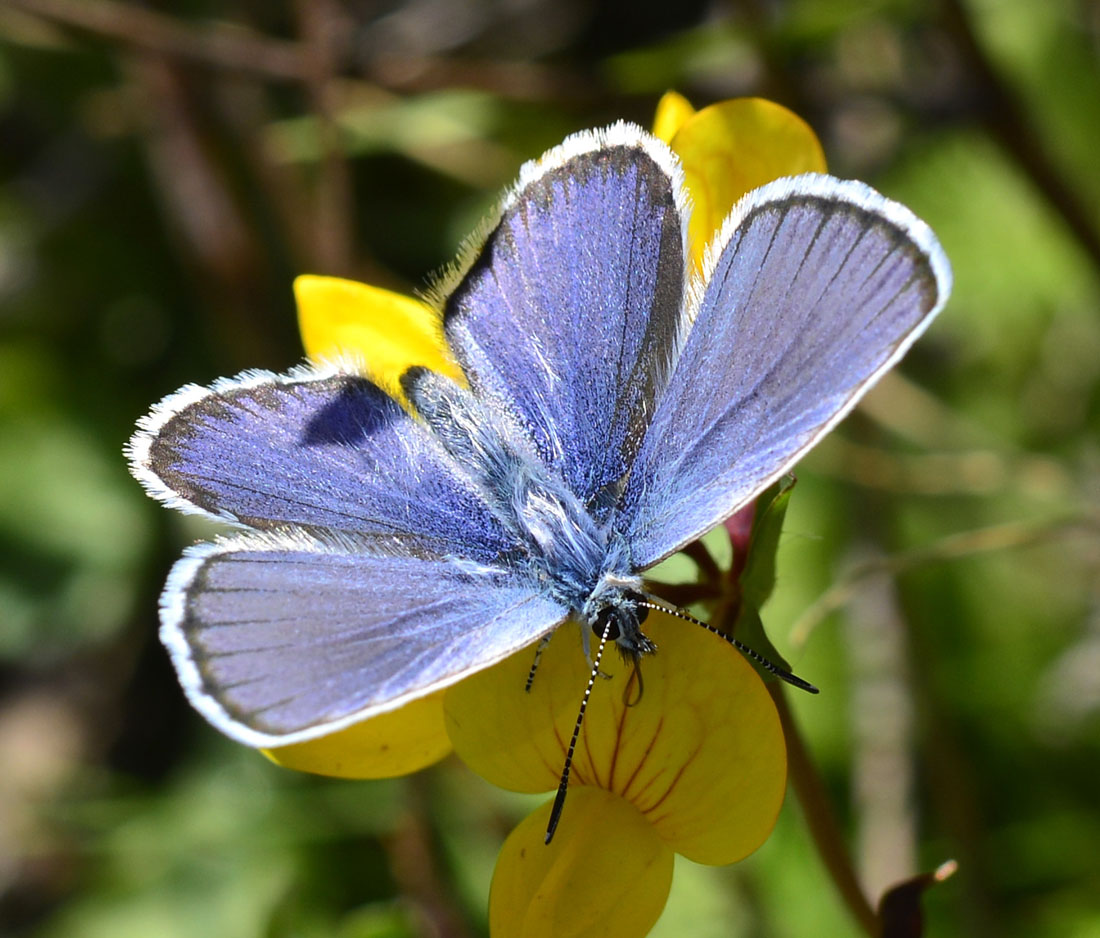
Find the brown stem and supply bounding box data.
[680,539,722,582]
[3,0,308,80]
[385,774,473,938]
[643,580,723,607]
[770,685,880,937]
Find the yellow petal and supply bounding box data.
[294,274,462,400]
[651,90,696,145]
[444,631,589,795]
[445,613,787,865]
[263,689,451,779]
[490,786,673,938]
[669,97,826,269]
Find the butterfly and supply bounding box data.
[128,123,950,785]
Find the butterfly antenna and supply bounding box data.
[524,635,552,693]
[545,619,613,844]
[638,599,819,694]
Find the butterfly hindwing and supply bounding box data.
[163,532,568,746]
[620,174,952,568]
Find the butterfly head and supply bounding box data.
[584,584,655,659]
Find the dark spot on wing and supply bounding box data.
[300,376,403,445]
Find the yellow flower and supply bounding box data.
[445,613,786,937]
[269,98,827,938]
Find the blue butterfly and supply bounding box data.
[128,123,950,775]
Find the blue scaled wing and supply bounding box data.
[162,532,567,745]
[620,175,952,568]
[127,366,516,563]
[443,125,689,518]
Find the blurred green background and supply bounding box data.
[1,0,1098,935]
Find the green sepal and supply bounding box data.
[732,475,796,677]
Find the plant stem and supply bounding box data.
[769,684,880,937]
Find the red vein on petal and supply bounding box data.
[620,716,665,802]
[607,688,632,791]
[551,721,567,756]
[629,770,663,808]
[537,748,561,781]
[640,741,703,817]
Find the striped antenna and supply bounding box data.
[545,617,614,844]
[638,598,819,694]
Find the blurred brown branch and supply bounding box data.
[293,0,354,276]
[1,0,308,79]
[942,0,1100,275]
[789,513,1100,651]
[1,0,595,102]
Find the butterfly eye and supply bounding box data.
[591,590,652,641]
[591,608,622,641]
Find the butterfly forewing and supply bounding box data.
[444,127,689,518]
[620,174,951,568]
[163,534,567,746]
